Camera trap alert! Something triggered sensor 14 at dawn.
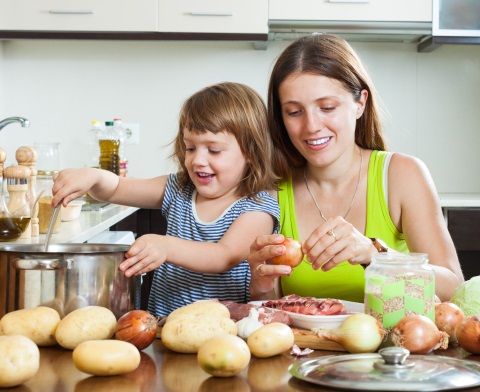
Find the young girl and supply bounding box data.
[52,82,280,316]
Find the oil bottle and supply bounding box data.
[98,121,120,175]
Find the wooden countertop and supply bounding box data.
[10,339,480,392]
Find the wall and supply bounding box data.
[0,38,479,194]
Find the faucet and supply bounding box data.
[0,117,30,131]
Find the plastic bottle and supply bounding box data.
[86,120,102,168]
[113,118,127,177]
[98,121,120,175]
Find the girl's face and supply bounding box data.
[278,72,367,166]
[183,128,247,199]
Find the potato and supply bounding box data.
[161,313,237,353]
[55,306,117,350]
[247,322,294,358]
[0,306,61,346]
[167,300,230,321]
[197,334,251,377]
[0,335,40,387]
[73,340,140,376]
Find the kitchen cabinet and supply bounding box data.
[269,0,432,23]
[446,208,480,280]
[0,0,157,32]
[158,0,268,35]
[0,0,268,41]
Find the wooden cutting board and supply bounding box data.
[157,323,345,352]
[292,328,346,351]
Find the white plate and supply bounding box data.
[249,299,364,330]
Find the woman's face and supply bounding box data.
[183,128,247,200]
[278,72,367,166]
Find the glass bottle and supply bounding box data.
[113,118,127,177]
[86,120,102,169]
[364,252,435,337]
[98,121,120,175]
[37,170,61,234]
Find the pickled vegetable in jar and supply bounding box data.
[364,253,435,334]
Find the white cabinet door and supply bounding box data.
[158,0,268,34]
[0,0,157,31]
[269,0,432,23]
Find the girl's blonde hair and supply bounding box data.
[173,82,278,198]
[268,33,388,178]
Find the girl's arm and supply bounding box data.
[120,210,277,277]
[388,153,464,302]
[52,168,167,209]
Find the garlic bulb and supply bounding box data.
[236,308,263,339]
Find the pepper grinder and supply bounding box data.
[4,165,31,239]
[0,147,6,218]
[16,146,39,237]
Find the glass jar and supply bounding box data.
[364,253,435,334]
[37,170,61,234]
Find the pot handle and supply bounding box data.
[12,257,74,270]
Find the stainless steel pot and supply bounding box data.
[0,243,141,319]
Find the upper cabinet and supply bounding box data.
[0,0,158,32]
[158,0,268,35]
[269,0,432,23]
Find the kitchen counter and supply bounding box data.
[12,204,139,245]
[10,339,480,392]
[439,193,480,208]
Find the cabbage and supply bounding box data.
[450,276,480,316]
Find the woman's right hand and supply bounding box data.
[248,234,293,300]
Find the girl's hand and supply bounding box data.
[302,216,375,271]
[247,234,293,299]
[120,234,168,277]
[51,168,102,207]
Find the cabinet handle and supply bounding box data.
[327,0,370,3]
[189,11,233,17]
[49,10,94,14]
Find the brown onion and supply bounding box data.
[435,302,465,344]
[391,314,449,354]
[114,310,158,350]
[271,237,304,268]
[456,315,480,354]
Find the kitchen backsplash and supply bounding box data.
[0,39,479,193]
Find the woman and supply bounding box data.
[249,34,463,303]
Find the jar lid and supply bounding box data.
[289,347,480,391]
[37,170,59,177]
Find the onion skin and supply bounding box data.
[456,315,480,355]
[392,314,449,354]
[271,238,304,268]
[435,302,465,344]
[114,310,158,350]
[314,313,385,353]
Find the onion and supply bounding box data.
[434,302,465,344]
[313,313,386,353]
[456,315,480,355]
[114,310,158,350]
[272,237,304,268]
[391,314,449,354]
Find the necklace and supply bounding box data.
[303,148,363,221]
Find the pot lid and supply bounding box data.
[289,347,480,391]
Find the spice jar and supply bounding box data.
[364,253,435,335]
[37,170,61,234]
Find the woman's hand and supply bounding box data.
[120,234,168,277]
[247,234,293,300]
[302,216,376,271]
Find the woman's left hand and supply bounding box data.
[302,216,375,271]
